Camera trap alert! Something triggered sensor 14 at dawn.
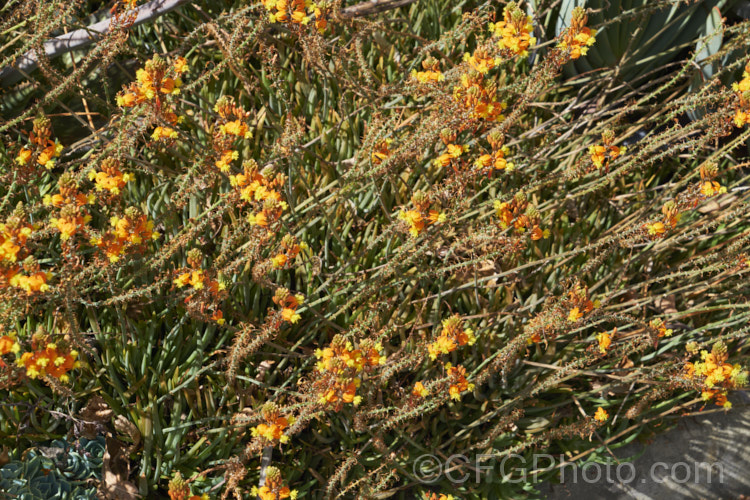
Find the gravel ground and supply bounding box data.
[539,393,750,499]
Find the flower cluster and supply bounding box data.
[494,192,550,240]
[557,7,597,59]
[643,163,725,239]
[526,280,599,344]
[17,341,79,382]
[88,158,134,195]
[446,363,474,401]
[371,138,393,165]
[490,2,536,57]
[262,0,327,32]
[565,282,597,323]
[428,315,476,360]
[410,57,444,84]
[44,175,93,244]
[43,174,95,208]
[453,70,507,122]
[474,130,514,175]
[90,207,158,262]
[229,161,288,229]
[15,115,63,173]
[732,62,750,127]
[117,55,186,106]
[698,162,727,198]
[273,287,304,324]
[644,201,680,238]
[649,318,672,339]
[0,215,33,265]
[588,130,626,171]
[313,335,385,410]
[433,129,469,169]
[6,257,52,295]
[212,96,253,172]
[1,212,52,296]
[398,191,446,237]
[50,205,92,243]
[251,403,294,446]
[271,235,304,269]
[167,472,208,500]
[173,249,227,324]
[116,55,187,141]
[685,341,747,408]
[251,466,298,500]
[463,47,501,75]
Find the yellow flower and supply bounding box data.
[700,181,725,197]
[15,148,32,165]
[596,332,611,353]
[281,308,301,324]
[646,221,666,236]
[568,307,583,322]
[594,407,608,422]
[152,126,178,141]
[173,57,189,74]
[491,3,536,57]
[412,382,428,398]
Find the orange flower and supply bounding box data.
[446,363,474,401]
[15,148,32,165]
[490,2,536,57]
[413,381,428,398]
[51,214,91,241]
[530,226,550,241]
[210,310,225,325]
[36,141,63,169]
[371,139,392,165]
[557,7,597,59]
[9,271,51,294]
[152,126,178,141]
[410,57,444,84]
[588,131,625,169]
[463,48,500,74]
[0,222,33,263]
[220,119,252,139]
[252,404,294,445]
[649,319,672,338]
[399,193,445,237]
[428,315,476,359]
[0,334,19,355]
[88,160,134,194]
[215,150,239,172]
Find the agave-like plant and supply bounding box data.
[0,437,104,500]
[529,0,731,89]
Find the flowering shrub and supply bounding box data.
[1,0,749,499]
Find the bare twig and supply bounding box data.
[0,0,417,87]
[340,0,418,19]
[0,0,190,87]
